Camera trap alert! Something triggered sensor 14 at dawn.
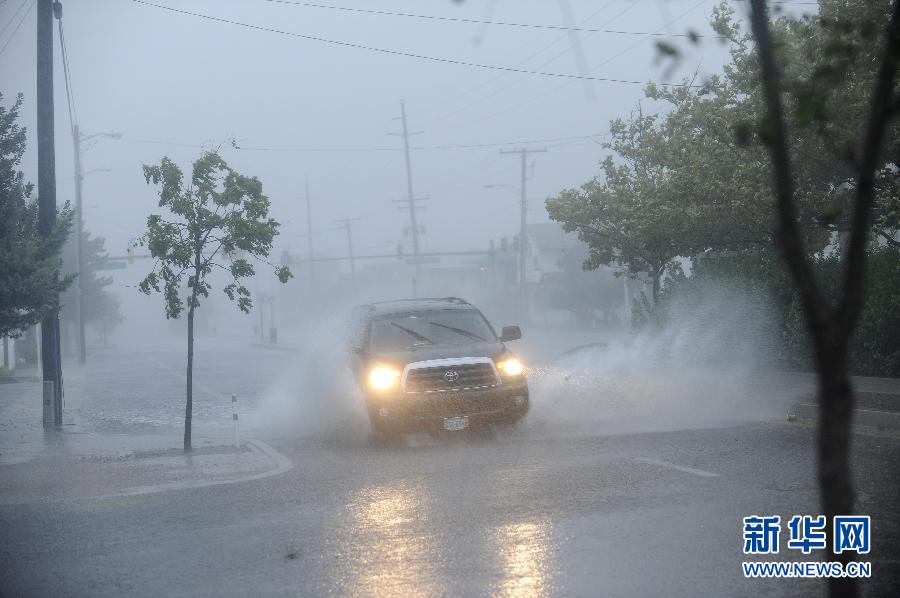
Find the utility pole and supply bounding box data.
[499,147,547,324]
[334,218,361,292]
[38,0,63,426]
[72,123,85,364]
[303,176,316,299]
[389,101,427,287]
[70,129,119,365]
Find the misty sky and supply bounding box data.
[1,0,813,266]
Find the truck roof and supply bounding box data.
[361,297,474,317]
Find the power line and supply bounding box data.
[0,0,29,38]
[57,13,76,131]
[0,0,33,58]
[418,0,633,129]
[121,132,606,153]
[128,0,706,88]
[434,0,710,133]
[423,0,648,132]
[261,0,727,39]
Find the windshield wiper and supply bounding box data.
[390,322,434,345]
[430,322,486,341]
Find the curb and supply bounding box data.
[93,439,294,500]
[249,342,299,353]
[789,402,900,431]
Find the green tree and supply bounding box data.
[546,104,697,304]
[0,93,73,338]
[548,5,898,592]
[138,151,291,451]
[61,229,123,338]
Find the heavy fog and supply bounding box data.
[2,1,898,597]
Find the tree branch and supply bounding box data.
[877,228,900,249]
[748,0,828,340]
[837,0,900,338]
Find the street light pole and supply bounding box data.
[518,151,527,323]
[334,218,361,293]
[499,148,546,323]
[71,130,119,364]
[72,123,85,364]
[303,176,316,300]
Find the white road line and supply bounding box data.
[635,457,719,478]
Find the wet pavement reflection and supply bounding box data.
[343,480,442,597]
[494,519,555,597]
[336,471,558,597]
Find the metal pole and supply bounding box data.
[37,0,63,427]
[519,150,527,323]
[499,147,546,324]
[72,124,86,364]
[346,223,356,292]
[304,176,316,299]
[334,218,360,293]
[400,100,421,278]
[489,239,497,302]
[258,294,265,341]
[231,394,240,446]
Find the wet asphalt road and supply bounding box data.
[1,338,899,597]
[3,423,900,596]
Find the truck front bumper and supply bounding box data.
[365,379,529,433]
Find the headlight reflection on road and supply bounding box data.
[345,481,441,598]
[495,519,554,598]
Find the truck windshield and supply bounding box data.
[369,310,495,350]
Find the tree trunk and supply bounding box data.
[746,2,899,595]
[651,266,662,305]
[816,339,857,597]
[185,300,194,452]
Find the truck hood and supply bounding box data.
[368,341,509,368]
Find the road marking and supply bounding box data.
[635,457,719,478]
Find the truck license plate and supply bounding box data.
[443,416,469,431]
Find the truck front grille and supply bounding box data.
[404,361,499,394]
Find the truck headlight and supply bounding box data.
[369,366,401,391]
[496,357,524,377]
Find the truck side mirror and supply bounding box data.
[499,325,522,342]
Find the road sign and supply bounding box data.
[96,261,127,270]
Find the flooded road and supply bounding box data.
[1,338,898,596]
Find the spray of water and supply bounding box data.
[245,316,370,445]
[522,283,801,438]
[245,283,804,446]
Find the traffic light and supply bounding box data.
[500,237,508,252]
[512,235,519,251]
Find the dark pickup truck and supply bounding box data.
[349,297,529,438]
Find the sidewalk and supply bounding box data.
[0,378,291,505]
